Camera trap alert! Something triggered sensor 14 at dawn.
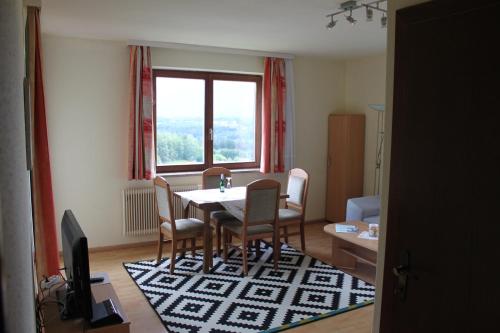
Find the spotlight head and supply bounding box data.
[346,9,357,25]
[381,14,387,28]
[326,16,337,30]
[346,15,357,25]
[366,7,373,22]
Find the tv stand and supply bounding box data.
[44,273,130,333]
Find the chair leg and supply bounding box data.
[191,238,196,257]
[300,221,306,252]
[247,240,253,253]
[222,228,229,263]
[284,226,289,243]
[273,230,280,271]
[170,238,177,274]
[215,222,222,257]
[209,228,214,268]
[242,236,248,276]
[255,239,261,257]
[156,232,164,264]
[181,239,186,257]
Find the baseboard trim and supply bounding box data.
[305,218,327,225]
[88,240,157,253]
[81,220,326,253]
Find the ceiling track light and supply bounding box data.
[346,9,357,25]
[326,15,337,30]
[325,0,387,30]
[366,6,373,22]
[381,13,387,28]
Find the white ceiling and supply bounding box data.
[40,0,387,58]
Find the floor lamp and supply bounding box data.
[368,104,385,195]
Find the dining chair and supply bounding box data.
[202,166,234,256]
[154,176,208,274]
[222,179,281,276]
[279,168,310,251]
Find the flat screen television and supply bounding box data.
[60,209,92,320]
[59,210,122,327]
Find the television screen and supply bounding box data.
[60,210,92,320]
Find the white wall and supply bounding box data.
[345,55,386,195]
[294,57,346,220]
[43,35,152,249]
[43,35,346,249]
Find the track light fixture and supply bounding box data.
[345,9,357,25]
[325,0,387,30]
[326,16,337,30]
[381,13,387,28]
[366,6,373,22]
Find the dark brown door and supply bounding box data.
[381,1,500,332]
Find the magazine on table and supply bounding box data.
[335,224,359,233]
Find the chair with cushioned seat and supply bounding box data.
[154,176,208,274]
[279,168,310,251]
[202,167,235,256]
[222,179,281,276]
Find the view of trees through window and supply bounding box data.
[155,73,258,171]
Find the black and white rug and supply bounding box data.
[123,243,375,333]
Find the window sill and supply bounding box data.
[157,168,261,178]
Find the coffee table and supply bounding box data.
[323,221,378,270]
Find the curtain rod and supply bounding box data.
[127,40,295,59]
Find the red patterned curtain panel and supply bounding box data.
[261,57,286,173]
[128,46,155,180]
[27,7,59,278]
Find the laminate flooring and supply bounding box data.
[87,222,375,333]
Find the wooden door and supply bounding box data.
[381,1,500,332]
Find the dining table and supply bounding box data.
[174,186,288,273]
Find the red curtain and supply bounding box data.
[261,57,286,173]
[27,7,59,277]
[128,46,155,180]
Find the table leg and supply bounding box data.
[203,209,211,273]
[331,237,357,269]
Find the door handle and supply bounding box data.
[392,251,417,301]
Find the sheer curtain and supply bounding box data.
[261,57,295,174]
[128,46,155,180]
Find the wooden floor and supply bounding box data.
[87,222,375,333]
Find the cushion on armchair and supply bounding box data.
[346,195,380,223]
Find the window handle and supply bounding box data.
[209,128,213,141]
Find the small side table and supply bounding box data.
[323,221,378,270]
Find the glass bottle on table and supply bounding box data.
[219,173,225,192]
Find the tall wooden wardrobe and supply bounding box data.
[325,114,365,222]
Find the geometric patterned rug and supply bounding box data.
[123,243,375,333]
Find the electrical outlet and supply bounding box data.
[41,275,62,290]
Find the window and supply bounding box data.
[154,69,262,173]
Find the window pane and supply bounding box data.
[213,80,256,164]
[156,77,205,166]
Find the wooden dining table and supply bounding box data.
[174,186,288,273]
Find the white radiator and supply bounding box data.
[122,184,200,236]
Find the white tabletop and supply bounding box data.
[176,186,246,221]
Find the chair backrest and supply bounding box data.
[244,179,281,228]
[153,176,176,232]
[202,167,231,189]
[286,168,310,216]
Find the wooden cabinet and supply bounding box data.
[325,114,365,222]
